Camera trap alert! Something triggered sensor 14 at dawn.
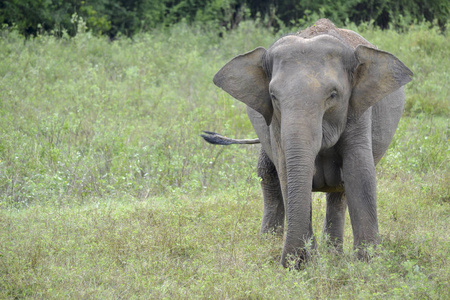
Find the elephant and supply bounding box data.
[202,19,413,268]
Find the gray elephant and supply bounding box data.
[202,19,412,268]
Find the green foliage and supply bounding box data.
[0,22,448,298]
[380,116,449,175]
[0,22,274,206]
[0,0,246,37]
[1,21,446,207]
[0,0,449,37]
[0,176,448,298]
[250,0,449,30]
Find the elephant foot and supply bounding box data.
[354,242,378,262]
[281,249,311,270]
[326,238,344,254]
[281,237,317,269]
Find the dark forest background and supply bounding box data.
[1,0,448,38]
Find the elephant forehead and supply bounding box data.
[269,34,353,62]
[272,69,335,93]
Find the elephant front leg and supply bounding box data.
[258,149,284,235]
[342,148,379,260]
[323,192,347,252]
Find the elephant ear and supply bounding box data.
[213,47,273,125]
[350,45,413,118]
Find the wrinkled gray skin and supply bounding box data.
[212,19,412,268]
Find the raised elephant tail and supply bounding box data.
[200,131,260,145]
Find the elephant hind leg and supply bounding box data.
[323,192,347,251]
[258,148,285,235]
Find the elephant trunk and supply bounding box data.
[280,116,322,267]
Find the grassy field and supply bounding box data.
[0,21,449,298]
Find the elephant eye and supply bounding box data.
[329,91,338,99]
[270,93,278,101]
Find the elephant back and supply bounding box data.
[297,18,375,50]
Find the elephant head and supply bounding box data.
[213,31,412,266]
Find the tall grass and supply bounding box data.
[0,21,448,298]
[0,23,274,206]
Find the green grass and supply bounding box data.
[0,22,449,298]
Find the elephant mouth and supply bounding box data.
[312,154,344,192]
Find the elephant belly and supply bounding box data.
[312,152,344,192]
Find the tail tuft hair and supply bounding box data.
[200,131,234,145]
[200,131,260,145]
